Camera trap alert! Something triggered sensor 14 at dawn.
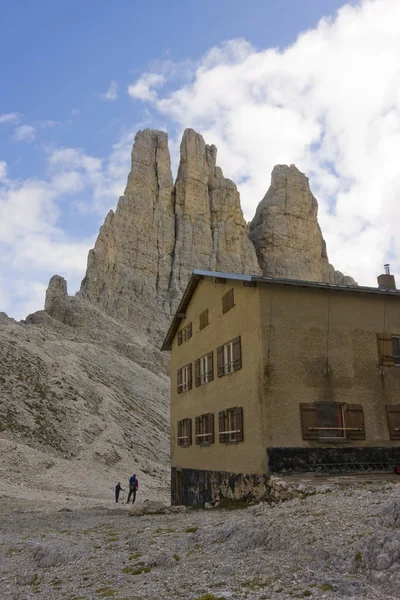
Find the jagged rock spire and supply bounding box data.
[249,164,355,285]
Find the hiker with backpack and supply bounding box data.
[127,474,138,504]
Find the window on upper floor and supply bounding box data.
[177,418,192,447]
[199,309,209,331]
[377,334,400,366]
[177,363,192,394]
[300,403,365,441]
[222,288,235,314]
[386,405,400,440]
[195,352,213,386]
[217,336,241,377]
[218,407,243,443]
[177,322,192,346]
[195,413,214,446]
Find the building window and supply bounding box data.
[386,405,400,440]
[177,363,192,394]
[217,336,242,377]
[222,288,235,314]
[392,337,400,366]
[177,322,192,346]
[219,407,243,443]
[195,413,214,446]
[177,418,192,447]
[199,309,209,331]
[300,403,365,441]
[195,352,213,386]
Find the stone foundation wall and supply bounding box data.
[267,476,331,504]
[171,467,268,507]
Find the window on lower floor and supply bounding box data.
[219,407,243,443]
[217,336,242,377]
[300,403,365,441]
[177,363,192,394]
[386,405,400,440]
[177,418,192,447]
[195,413,214,446]
[195,352,214,386]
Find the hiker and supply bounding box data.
[115,482,124,503]
[127,474,138,504]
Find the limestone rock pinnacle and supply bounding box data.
[249,164,356,285]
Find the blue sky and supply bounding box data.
[2,0,400,318]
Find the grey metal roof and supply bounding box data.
[161,269,400,351]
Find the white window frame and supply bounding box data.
[200,355,209,384]
[181,365,190,392]
[316,403,346,441]
[223,342,234,375]
[227,409,238,442]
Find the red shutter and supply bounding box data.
[387,405,400,440]
[207,351,214,382]
[207,413,215,444]
[195,417,201,445]
[177,368,182,394]
[345,404,365,440]
[234,407,243,442]
[300,403,319,440]
[177,330,182,346]
[218,410,227,442]
[217,346,224,377]
[195,359,201,387]
[232,336,242,371]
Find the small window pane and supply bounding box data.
[316,404,344,439]
[392,337,400,365]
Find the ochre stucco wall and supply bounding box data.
[258,284,400,452]
[170,277,266,475]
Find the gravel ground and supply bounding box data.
[1,480,400,600]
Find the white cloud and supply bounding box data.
[0,161,7,181]
[71,108,80,115]
[128,73,166,102]
[12,124,36,142]
[0,112,20,125]
[102,80,118,101]
[130,0,400,286]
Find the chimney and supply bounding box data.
[377,264,397,290]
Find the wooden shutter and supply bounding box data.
[195,359,201,387]
[187,363,193,390]
[207,351,214,382]
[377,335,394,366]
[177,368,182,394]
[207,413,215,444]
[177,330,182,346]
[200,309,209,330]
[218,410,227,442]
[345,404,365,440]
[234,407,243,442]
[232,336,242,371]
[195,416,201,444]
[185,418,192,446]
[386,405,400,440]
[177,420,182,446]
[300,403,319,440]
[186,322,192,339]
[217,345,224,377]
[222,288,234,313]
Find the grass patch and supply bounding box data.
[173,554,180,561]
[355,551,362,561]
[196,594,226,600]
[185,527,199,534]
[129,552,142,560]
[122,566,151,575]
[96,587,117,597]
[214,498,249,511]
[319,583,333,591]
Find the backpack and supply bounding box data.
[135,478,139,490]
